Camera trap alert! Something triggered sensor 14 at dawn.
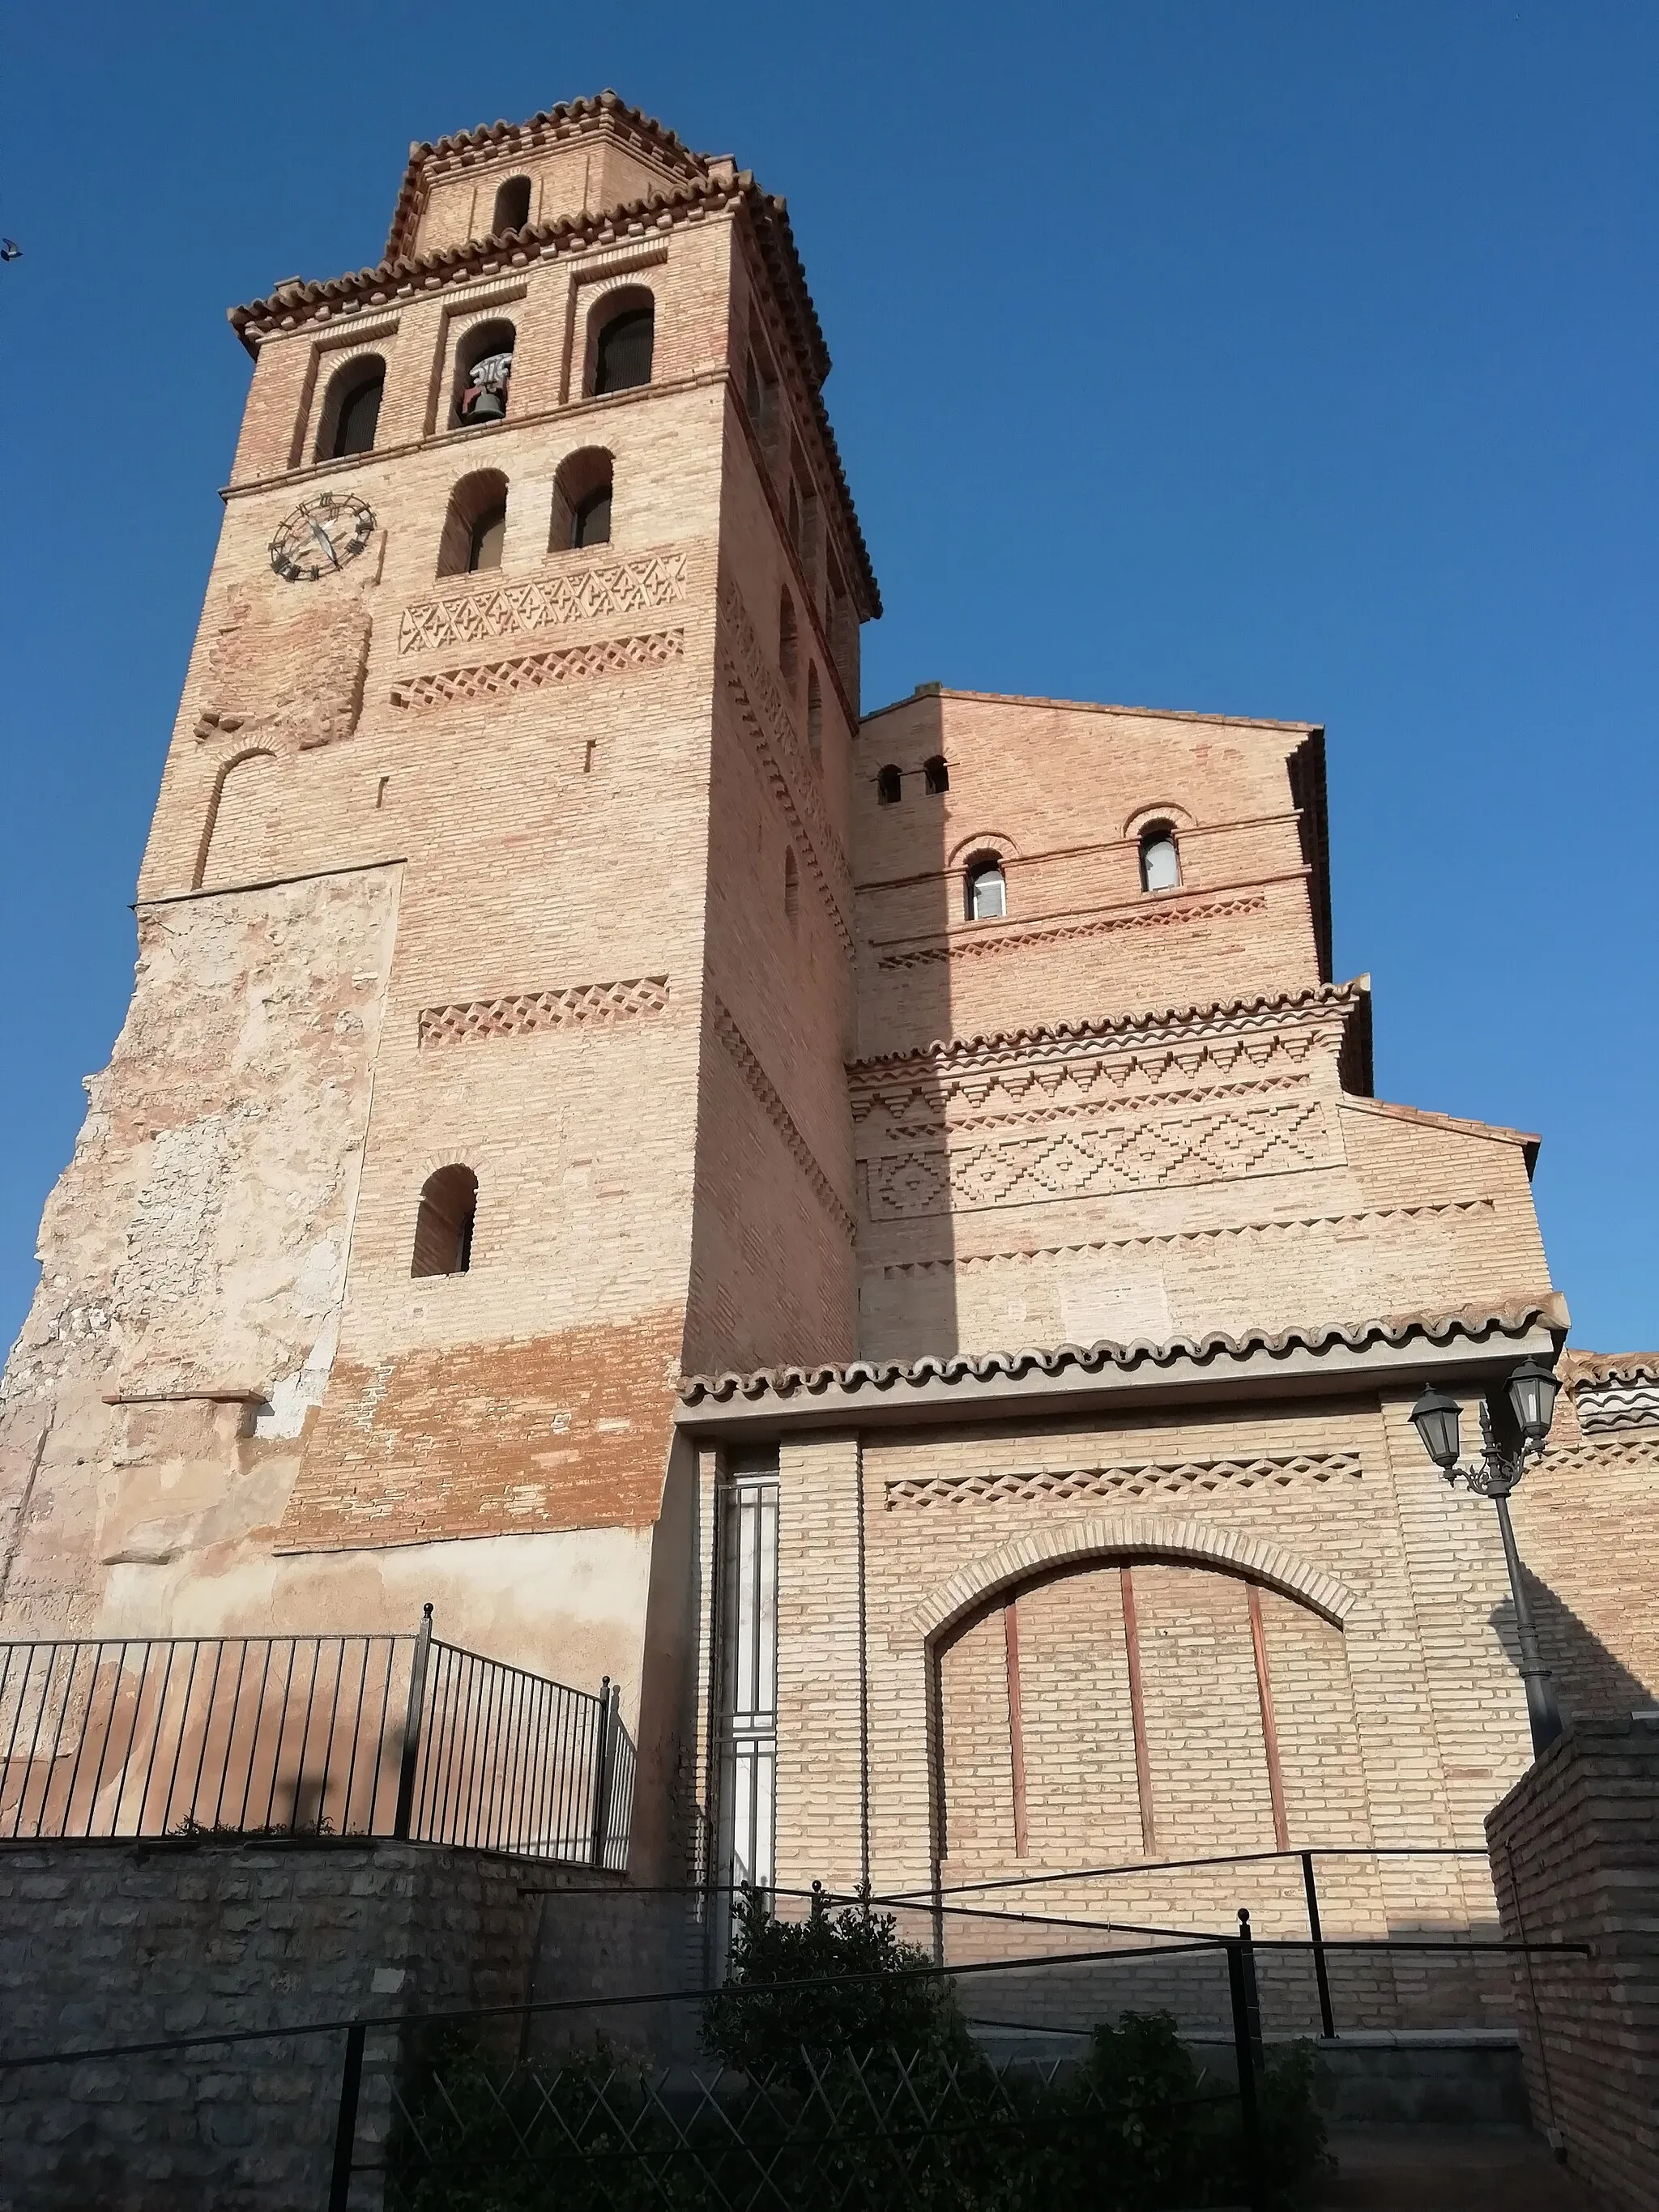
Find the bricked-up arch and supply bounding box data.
[411,1165,477,1277]
[909,1516,1358,1644]
[193,748,277,890]
[551,447,613,550]
[314,355,385,462]
[452,317,516,428]
[932,1548,1371,1869]
[587,288,655,397]
[437,470,510,578]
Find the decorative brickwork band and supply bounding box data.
[1572,1379,1659,1435]
[389,627,684,710]
[712,999,855,1241]
[852,1038,1321,1127]
[885,1450,1363,1511]
[418,975,670,1048]
[870,1099,1333,1219]
[875,893,1269,972]
[880,1200,1498,1278]
[398,554,689,654]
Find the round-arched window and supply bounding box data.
[1139,825,1181,893]
[966,855,1007,921]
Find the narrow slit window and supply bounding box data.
[806,668,822,761]
[778,591,798,686]
[783,848,799,925]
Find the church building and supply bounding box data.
[2,92,1656,1968]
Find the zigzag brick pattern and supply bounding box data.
[872,1099,1329,1218]
[397,555,689,653]
[389,627,684,710]
[886,1451,1364,1511]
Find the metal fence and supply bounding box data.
[0,1605,632,1867]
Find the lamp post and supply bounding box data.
[1409,1358,1563,1758]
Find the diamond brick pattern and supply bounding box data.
[397,555,689,654]
[870,1100,1330,1219]
[389,628,684,710]
[885,1451,1364,1511]
[417,975,671,1048]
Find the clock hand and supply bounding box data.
[309,518,340,569]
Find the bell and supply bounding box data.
[463,386,506,422]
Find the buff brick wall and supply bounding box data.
[853,692,1326,1063]
[761,1392,1530,2032]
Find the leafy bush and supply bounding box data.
[701,1883,975,2078]
[387,1886,1328,2211]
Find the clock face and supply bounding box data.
[269,491,376,582]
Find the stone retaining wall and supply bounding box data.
[0,1838,628,2211]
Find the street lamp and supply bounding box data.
[1409,1360,1563,1757]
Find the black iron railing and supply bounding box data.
[0,1605,632,1867]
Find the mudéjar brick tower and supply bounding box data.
[3,92,1657,1931]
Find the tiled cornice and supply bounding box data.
[676,1293,1570,1424]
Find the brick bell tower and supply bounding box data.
[0,93,878,1840]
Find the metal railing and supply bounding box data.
[0,1901,1593,2212]
[871,1841,1503,2042]
[0,1605,632,1867]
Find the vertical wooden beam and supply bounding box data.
[1003,1599,1029,1858]
[1248,1582,1291,1851]
[1120,1565,1158,1858]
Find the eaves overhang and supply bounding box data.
[674,1297,1569,1438]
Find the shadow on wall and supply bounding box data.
[861,690,964,1357]
[1491,1566,1653,1727]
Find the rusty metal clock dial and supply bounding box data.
[268,490,376,582]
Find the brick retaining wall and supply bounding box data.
[1486,1716,1659,2210]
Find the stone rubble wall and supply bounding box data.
[0,1839,646,2212]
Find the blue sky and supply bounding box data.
[2,2,1654,1353]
